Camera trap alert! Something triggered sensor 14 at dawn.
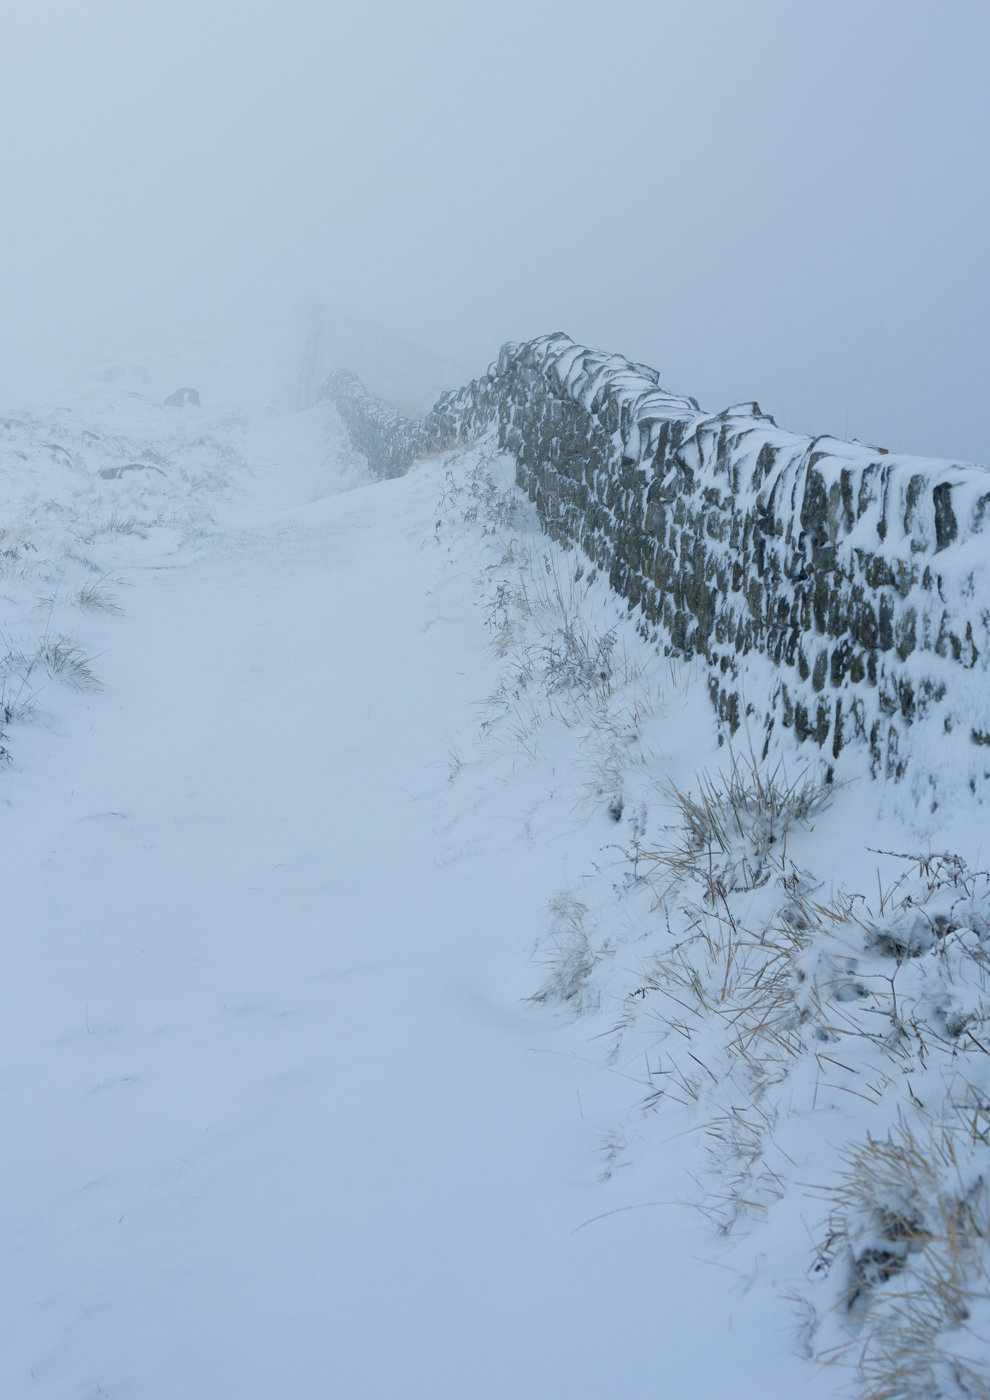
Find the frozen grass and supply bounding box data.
[35,574,124,615]
[0,631,100,730]
[529,894,605,1016]
[92,512,147,539]
[0,633,102,700]
[617,785,990,1391]
[814,1110,990,1399]
[649,755,834,902]
[71,574,124,614]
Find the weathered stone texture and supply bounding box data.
[324,334,990,781]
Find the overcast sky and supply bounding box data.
[2,0,987,461]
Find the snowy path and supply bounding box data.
[1,403,835,1399]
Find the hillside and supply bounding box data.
[2,313,987,1400]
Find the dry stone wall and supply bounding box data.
[324,334,990,805]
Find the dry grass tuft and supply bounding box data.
[815,1106,990,1399]
[0,634,102,705]
[529,895,606,1015]
[38,636,102,689]
[93,512,146,538]
[71,574,124,613]
[647,755,833,902]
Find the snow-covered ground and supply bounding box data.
[2,315,987,1399]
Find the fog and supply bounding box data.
[3,0,987,461]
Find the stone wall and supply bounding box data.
[323,334,990,804]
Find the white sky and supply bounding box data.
[2,0,987,462]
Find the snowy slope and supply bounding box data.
[1,317,986,1399]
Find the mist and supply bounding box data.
[2,0,987,462]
